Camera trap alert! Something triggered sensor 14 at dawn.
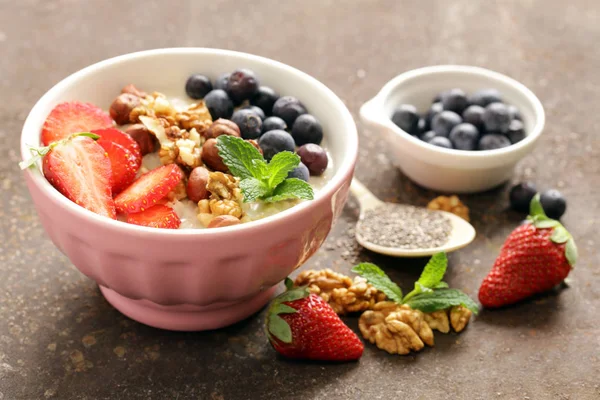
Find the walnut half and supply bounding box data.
[197,172,244,226]
[294,269,386,315]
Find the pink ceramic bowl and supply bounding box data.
[20,48,358,331]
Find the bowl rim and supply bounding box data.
[364,64,545,159]
[20,47,358,236]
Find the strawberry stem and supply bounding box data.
[19,132,100,170]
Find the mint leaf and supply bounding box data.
[405,289,479,315]
[263,178,314,202]
[352,263,403,303]
[251,159,269,178]
[267,151,300,189]
[216,135,264,179]
[402,252,448,302]
[433,281,449,289]
[239,178,268,202]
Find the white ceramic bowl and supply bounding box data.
[360,65,545,193]
[20,48,358,331]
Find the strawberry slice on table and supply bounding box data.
[266,278,364,362]
[478,195,578,308]
[41,101,113,146]
[114,164,183,213]
[126,204,181,229]
[97,140,140,194]
[92,127,142,167]
[35,133,116,219]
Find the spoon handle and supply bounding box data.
[350,179,383,211]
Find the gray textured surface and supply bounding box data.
[1,0,599,399]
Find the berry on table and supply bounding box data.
[431,111,462,137]
[428,136,453,149]
[391,104,419,135]
[262,116,287,133]
[296,143,328,175]
[462,105,486,132]
[469,88,502,107]
[540,189,567,219]
[482,102,511,133]
[251,86,279,115]
[231,109,263,140]
[509,182,537,213]
[226,68,260,103]
[507,119,526,144]
[258,129,296,160]
[478,134,511,150]
[272,96,307,127]
[449,123,479,151]
[204,89,234,120]
[185,74,213,99]
[442,88,469,114]
[291,114,323,146]
[287,162,310,182]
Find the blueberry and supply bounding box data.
[391,104,420,135]
[226,68,260,103]
[420,130,437,142]
[231,109,262,140]
[272,96,307,127]
[449,123,479,151]
[258,129,295,160]
[241,105,265,120]
[251,86,279,115]
[204,89,234,120]
[214,73,230,90]
[431,111,462,137]
[426,102,444,126]
[469,88,502,107]
[428,136,453,149]
[507,119,526,144]
[462,105,486,132]
[478,134,511,150]
[507,105,522,121]
[540,189,567,219]
[262,116,287,133]
[291,114,323,146]
[442,88,469,114]
[418,118,428,134]
[185,74,212,99]
[287,162,310,182]
[509,182,537,213]
[483,103,511,133]
[297,144,328,175]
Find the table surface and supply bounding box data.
[1,1,599,399]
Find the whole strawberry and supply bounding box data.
[479,195,578,308]
[266,278,364,361]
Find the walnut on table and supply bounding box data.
[450,305,472,332]
[197,172,244,227]
[359,301,434,355]
[427,195,470,222]
[294,269,386,315]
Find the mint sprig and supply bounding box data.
[19,132,100,170]
[352,252,479,315]
[216,135,314,203]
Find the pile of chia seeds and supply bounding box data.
[357,204,452,249]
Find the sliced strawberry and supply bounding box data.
[41,102,113,146]
[92,128,142,167]
[114,164,182,213]
[43,135,116,218]
[126,205,181,229]
[97,140,140,194]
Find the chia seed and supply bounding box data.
[357,204,452,249]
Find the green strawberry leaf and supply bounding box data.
[351,263,403,303]
[550,225,570,244]
[267,314,292,343]
[529,193,547,218]
[405,289,479,315]
[532,219,560,229]
[565,237,578,267]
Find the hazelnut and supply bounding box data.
[121,84,147,98]
[207,215,241,228]
[186,166,210,202]
[202,138,228,172]
[247,139,263,155]
[110,93,140,125]
[206,118,241,139]
[125,124,158,156]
